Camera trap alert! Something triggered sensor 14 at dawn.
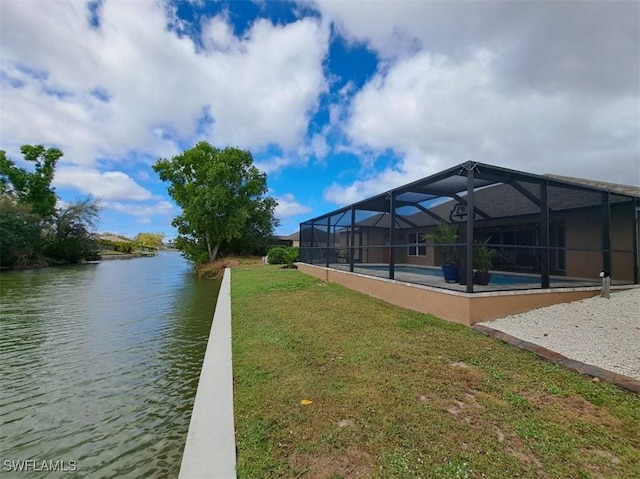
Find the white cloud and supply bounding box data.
[0,1,330,166]
[105,201,175,217]
[312,0,639,204]
[313,0,639,95]
[255,156,300,175]
[310,132,329,160]
[275,193,312,218]
[323,153,440,206]
[324,46,639,205]
[54,167,153,201]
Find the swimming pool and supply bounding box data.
[351,264,578,287]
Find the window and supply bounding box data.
[407,232,426,256]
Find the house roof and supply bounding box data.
[302,162,639,227]
[544,174,640,198]
[97,234,132,243]
[345,180,636,231]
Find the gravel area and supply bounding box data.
[478,288,640,380]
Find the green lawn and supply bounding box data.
[231,265,640,479]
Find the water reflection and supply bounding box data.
[0,253,220,478]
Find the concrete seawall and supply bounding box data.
[179,268,236,478]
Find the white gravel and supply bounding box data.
[478,288,640,380]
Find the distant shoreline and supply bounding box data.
[99,253,154,261]
[1,250,171,271]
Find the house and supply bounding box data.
[272,231,300,248]
[299,162,639,293]
[96,234,134,253]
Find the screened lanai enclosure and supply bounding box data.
[300,162,640,293]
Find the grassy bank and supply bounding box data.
[195,256,263,279]
[231,265,640,478]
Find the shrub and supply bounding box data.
[267,246,299,267]
[113,242,133,254]
[267,247,286,264]
[282,247,299,268]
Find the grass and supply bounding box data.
[231,265,640,479]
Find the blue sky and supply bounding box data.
[1,0,638,239]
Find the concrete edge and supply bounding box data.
[472,324,640,395]
[179,268,237,478]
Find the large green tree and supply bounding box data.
[0,145,103,267]
[0,145,62,217]
[153,142,278,263]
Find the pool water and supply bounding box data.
[354,264,575,286]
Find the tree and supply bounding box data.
[43,197,101,264]
[153,142,278,263]
[0,197,43,267]
[134,232,165,251]
[0,145,62,217]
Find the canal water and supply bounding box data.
[0,252,220,478]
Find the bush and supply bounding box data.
[282,247,299,268]
[267,247,286,264]
[113,242,133,254]
[267,246,299,267]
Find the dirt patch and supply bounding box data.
[445,389,485,418]
[450,361,470,368]
[195,256,262,278]
[589,449,622,465]
[506,444,549,478]
[337,419,354,428]
[523,391,624,428]
[446,400,467,416]
[291,446,373,479]
[573,447,625,478]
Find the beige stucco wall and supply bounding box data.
[563,202,635,282]
[326,267,472,325]
[364,229,387,263]
[467,290,601,323]
[297,263,602,326]
[610,202,635,281]
[394,229,437,267]
[564,209,603,279]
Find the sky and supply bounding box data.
[1,0,639,239]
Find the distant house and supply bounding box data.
[273,232,300,248]
[97,234,134,253]
[97,234,132,244]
